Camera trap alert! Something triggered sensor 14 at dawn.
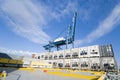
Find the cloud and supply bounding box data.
[50,1,78,20]
[0,0,79,44]
[75,3,120,47]
[0,47,39,57]
[0,0,51,44]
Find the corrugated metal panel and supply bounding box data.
[99,44,114,57]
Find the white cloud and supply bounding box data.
[0,47,39,57]
[51,1,78,20]
[0,0,78,44]
[0,0,51,44]
[75,3,120,47]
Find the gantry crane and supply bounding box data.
[43,11,77,52]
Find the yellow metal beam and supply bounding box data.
[47,71,99,80]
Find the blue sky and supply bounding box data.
[0,0,120,65]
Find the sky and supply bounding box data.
[0,0,120,66]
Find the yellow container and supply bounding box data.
[0,58,9,63]
[17,60,23,64]
[9,60,17,64]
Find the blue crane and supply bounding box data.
[43,11,77,52]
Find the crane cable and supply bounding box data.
[53,26,68,40]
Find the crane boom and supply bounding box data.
[43,11,77,51]
[72,11,77,41]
